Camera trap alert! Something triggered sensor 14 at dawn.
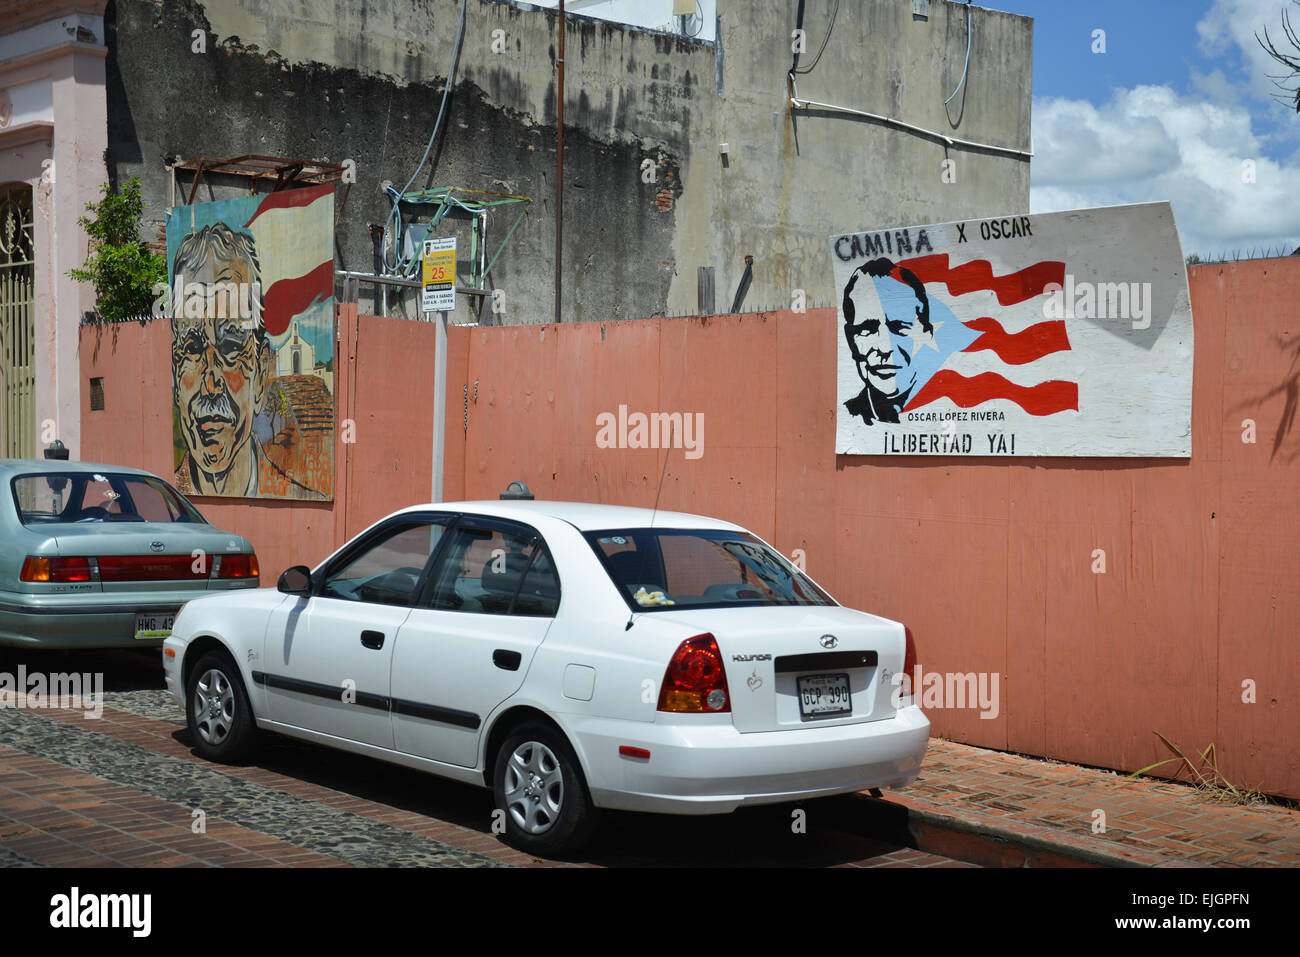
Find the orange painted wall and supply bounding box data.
[451,262,1298,799]
[79,306,466,582]
[79,263,1300,798]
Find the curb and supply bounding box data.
[870,792,1198,868]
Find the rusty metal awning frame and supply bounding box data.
[169,154,352,224]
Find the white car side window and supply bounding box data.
[428,526,559,616]
[320,522,445,606]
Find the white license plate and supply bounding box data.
[797,672,852,718]
[134,611,177,640]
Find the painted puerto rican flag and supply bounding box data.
[242,184,334,338]
[832,203,1195,457]
[892,253,1075,417]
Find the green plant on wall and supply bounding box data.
[67,178,166,324]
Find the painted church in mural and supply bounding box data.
[165,185,335,500]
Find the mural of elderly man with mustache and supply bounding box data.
[170,223,323,499]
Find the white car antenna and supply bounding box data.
[626,446,673,632]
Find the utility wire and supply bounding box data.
[789,0,805,76]
[788,75,1032,159]
[945,0,973,105]
[791,0,839,76]
[382,0,469,274]
[679,0,704,39]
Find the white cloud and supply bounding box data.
[1032,95,1179,184]
[1031,85,1300,256]
[1198,0,1297,103]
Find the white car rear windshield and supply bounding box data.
[585,528,834,611]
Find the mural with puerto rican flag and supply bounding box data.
[165,185,335,500]
[832,201,1193,457]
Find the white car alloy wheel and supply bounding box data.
[185,652,257,763]
[193,667,235,747]
[503,739,564,834]
[493,722,598,855]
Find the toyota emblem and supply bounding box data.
[819,634,838,649]
[149,541,165,553]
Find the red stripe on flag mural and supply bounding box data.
[961,317,1071,365]
[262,261,333,336]
[905,371,1078,416]
[242,184,332,229]
[899,254,1066,306]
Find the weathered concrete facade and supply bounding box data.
[104,0,1031,324]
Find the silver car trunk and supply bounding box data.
[47,522,251,592]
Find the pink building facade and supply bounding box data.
[0,1,109,459]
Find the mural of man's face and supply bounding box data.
[171,252,270,479]
[845,273,934,400]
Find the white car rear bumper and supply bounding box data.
[571,705,930,815]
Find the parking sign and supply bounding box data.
[421,237,456,312]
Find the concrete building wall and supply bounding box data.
[533,1,716,43]
[0,3,109,459]
[80,258,1300,799]
[672,0,1032,317]
[104,0,1030,324]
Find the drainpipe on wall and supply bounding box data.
[555,0,565,325]
[431,307,447,503]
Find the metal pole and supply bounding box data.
[555,0,565,324]
[431,309,447,503]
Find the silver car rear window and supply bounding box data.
[12,472,207,526]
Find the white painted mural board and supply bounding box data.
[831,202,1193,457]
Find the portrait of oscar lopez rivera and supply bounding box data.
[169,222,325,500]
[841,256,937,426]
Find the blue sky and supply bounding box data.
[987,0,1300,257]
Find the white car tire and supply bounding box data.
[493,722,599,856]
[186,651,259,763]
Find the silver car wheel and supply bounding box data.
[193,667,235,746]
[503,740,564,835]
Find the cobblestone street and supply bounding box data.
[0,650,973,868]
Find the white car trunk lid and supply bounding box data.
[662,605,907,732]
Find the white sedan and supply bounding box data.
[163,501,929,855]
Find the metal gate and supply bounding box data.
[0,184,35,459]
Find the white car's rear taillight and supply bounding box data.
[658,633,731,713]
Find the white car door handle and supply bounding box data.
[493,649,522,671]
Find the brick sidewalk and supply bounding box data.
[887,738,1300,867]
[4,699,560,868]
[0,744,343,867]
